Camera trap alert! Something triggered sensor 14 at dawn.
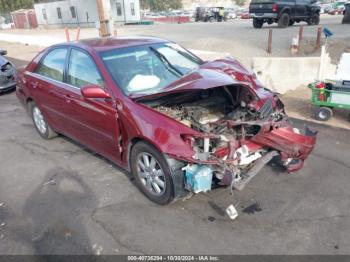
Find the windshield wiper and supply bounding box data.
[169,46,203,65]
[149,47,183,77]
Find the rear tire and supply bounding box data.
[278,13,290,28]
[253,18,264,28]
[28,101,57,139]
[289,20,295,26]
[130,141,175,205]
[308,13,320,25]
[315,107,333,121]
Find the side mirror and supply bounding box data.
[81,85,111,99]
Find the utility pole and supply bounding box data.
[96,0,114,37]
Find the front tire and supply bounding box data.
[253,18,264,28]
[29,101,57,139]
[130,141,174,205]
[278,13,290,28]
[308,13,320,25]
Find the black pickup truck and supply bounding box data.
[249,0,321,28]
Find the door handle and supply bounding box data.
[65,94,72,103]
[31,82,39,89]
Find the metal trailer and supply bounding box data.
[308,80,350,121]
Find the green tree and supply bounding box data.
[140,0,182,11]
[233,0,246,7]
[0,0,35,12]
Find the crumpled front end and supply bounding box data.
[137,83,317,194]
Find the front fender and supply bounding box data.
[119,98,197,163]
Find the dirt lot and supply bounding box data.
[1,37,350,255]
[0,15,347,67]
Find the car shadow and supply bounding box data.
[61,135,134,181]
[22,167,98,254]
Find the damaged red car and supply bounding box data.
[16,37,317,205]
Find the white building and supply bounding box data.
[34,0,141,28]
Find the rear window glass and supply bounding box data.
[36,48,67,82]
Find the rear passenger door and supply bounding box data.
[30,47,70,132]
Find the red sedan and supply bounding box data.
[16,37,317,205]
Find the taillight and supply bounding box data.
[272,4,278,12]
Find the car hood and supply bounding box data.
[130,58,258,99]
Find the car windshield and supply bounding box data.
[100,43,202,96]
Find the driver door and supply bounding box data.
[64,48,120,160]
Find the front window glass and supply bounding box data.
[70,6,77,19]
[42,8,47,20]
[36,48,67,82]
[117,3,122,16]
[67,49,103,88]
[131,3,135,16]
[100,43,202,95]
[57,7,62,19]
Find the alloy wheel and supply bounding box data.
[136,152,166,196]
[33,106,47,135]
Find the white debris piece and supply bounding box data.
[92,244,104,255]
[226,205,239,220]
[234,145,262,166]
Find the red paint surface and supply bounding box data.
[143,16,191,23]
[16,37,317,172]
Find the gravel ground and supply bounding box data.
[0,15,347,67]
[1,66,350,255]
[1,20,350,254]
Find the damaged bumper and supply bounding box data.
[170,124,317,194]
[138,83,317,196]
[0,60,16,93]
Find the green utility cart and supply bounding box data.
[308,80,350,121]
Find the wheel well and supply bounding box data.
[127,137,162,172]
[279,9,291,17]
[26,98,34,114]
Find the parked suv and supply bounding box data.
[195,7,227,22]
[343,3,350,23]
[249,0,321,28]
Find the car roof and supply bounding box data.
[63,36,169,52]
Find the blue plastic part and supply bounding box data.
[184,165,213,193]
[323,27,333,38]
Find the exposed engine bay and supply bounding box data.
[138,84,317,197]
